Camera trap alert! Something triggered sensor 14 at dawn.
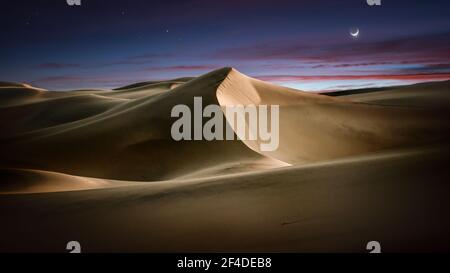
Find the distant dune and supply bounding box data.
[326,80,450,108]
[1,68,450,252]
[0,168,131,194]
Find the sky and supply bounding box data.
[1,0,450,91]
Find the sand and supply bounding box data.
[0,168,132,194]
[1,68,450,252]
[218,70,450,163]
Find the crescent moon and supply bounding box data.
[350,28,359,37]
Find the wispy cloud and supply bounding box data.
[33,76,85,83]
[27,32,450,91]
[216,32,450,64]
[34,63,81,69]
[144,65,219,72]
[33,53,174,70]
[256,72,450,82]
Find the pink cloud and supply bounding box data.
[144,65,218,72]
[256,72,450,82]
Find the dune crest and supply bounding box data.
[217,68,450,164]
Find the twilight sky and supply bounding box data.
[1,0,450,91]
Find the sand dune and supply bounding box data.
[1,68,450,251]
[0,68,283,181]
[0,82,47,108]
[2,68,449,180]
[0,168,132,194]
[327,80,450,108]
[217,69,450,163]
[113,77,194,90]
[1,143,450,252]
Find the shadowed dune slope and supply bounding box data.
[0,68,282,181]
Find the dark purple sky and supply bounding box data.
[1,0,450,91]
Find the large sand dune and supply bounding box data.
[218,69,450,163]
[0,69,284,181]
[1,68,450,252]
